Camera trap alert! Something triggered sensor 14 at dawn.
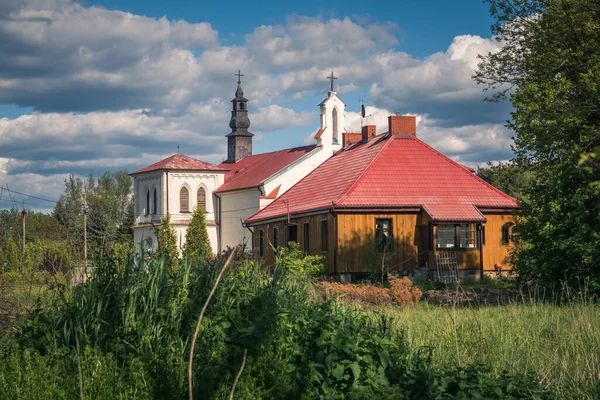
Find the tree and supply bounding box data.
[155,214,179,272]
[53,171,134,252]
[475,0,600,290]
[476,160,534,200]
[183,206,213,265]
[3,236,20,273]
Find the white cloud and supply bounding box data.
[0,1,515,211]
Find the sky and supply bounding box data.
[0,0,514,211]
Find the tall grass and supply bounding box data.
[363,295,600,399]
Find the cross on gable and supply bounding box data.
[235,70,244,84]
[327,70,338,91]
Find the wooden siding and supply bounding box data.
[250,211,516,275]
[336,213,421,273]
[481,213,515,271]
[252,213,336,273]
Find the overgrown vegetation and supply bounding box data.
[475,0,600,292]
[0,249,553,399]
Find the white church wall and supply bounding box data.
[218,188,260,251]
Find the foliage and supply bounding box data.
[2,236,19,273]
[184,205,213,264]
[475,0,600,292]
[53,170,133,250]
[275,241,325,277]
[155,214,179,272]
[319,277,422,308]
[476,160,534,200]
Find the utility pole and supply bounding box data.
[21,200,26,274]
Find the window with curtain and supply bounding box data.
[273,227,279,250]
[197,187,206,211]
[375,219,393,252]
[436,224,455,249]
[321,220,328,253]
[459,223,478,249]
[180,187,189,213]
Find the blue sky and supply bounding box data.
[0,0,512,211]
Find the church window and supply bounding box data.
[153,189,157,215]
[332,108,339,144]
[145,190,150,216]
[197,187,206,212]
[180,187,190,213]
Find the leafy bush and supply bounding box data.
[275,241,325,277]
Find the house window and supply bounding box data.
[180,187,190,213]
[502,225,510,245]
[146,190,150,215]
[375,219,393,252]
[153,189,157,215]
[273,227,279,250]
[437,224,455,249]
[303,223,310,254]
[332,108,339,144]
[286,225,298,246]
[460,223,478,249]
[259,230,264,258]
[197,187,206,212]
[321,220,328,253]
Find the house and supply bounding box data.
[245,116,518,280]
[131,74,347,252]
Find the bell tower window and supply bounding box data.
[180,187,190,213]
[332,108,339,144]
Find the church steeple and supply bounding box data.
[225,70,253,163]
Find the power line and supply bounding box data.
[1,187,58,204]
[0,198,53,209]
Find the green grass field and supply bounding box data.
[357,298,600,399]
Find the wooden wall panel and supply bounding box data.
[482,213,515,271]
[251,212,336,273]
[336,213,421,273]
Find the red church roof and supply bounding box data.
[247,133,517,223]
[215,145,317,193]
[130,153,226,175]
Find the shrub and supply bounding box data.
[275,242,325,277]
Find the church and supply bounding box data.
[131,73,518,280]
[130,73,347,253]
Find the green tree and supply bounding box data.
[3,236,20,273]
[475,0,600,290]
[477,160,534,201]
[155,214,179,272]
[183,206,213,264]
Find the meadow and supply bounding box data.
[0,249,596,399]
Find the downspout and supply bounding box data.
[478,224,484,280]
[243,221,254,251]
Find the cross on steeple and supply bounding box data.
[235,70,244,85]
[327,70,338,92]
[177,144,180,153]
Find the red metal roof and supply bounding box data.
[216,145,317,193]
[131,153,226,175]
[247,133,517,223]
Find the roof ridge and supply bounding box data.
[336,134,395,205]
[412,136,518,205]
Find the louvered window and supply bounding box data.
[197,187,206,212]
[153,189,158,215]
[180,187,190,213]
[146,190,150,215]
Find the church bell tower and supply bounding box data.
[225,70,254,163]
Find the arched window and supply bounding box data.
[332,108,339,144]
[153,189,157,215]
[146,190,150,215]
[180,187,189,213]
[197,187,206,212]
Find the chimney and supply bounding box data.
[388,115,417,136]
[361,125,376,142]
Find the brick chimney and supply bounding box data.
[388,115,416,136]
[361,125,376,142]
